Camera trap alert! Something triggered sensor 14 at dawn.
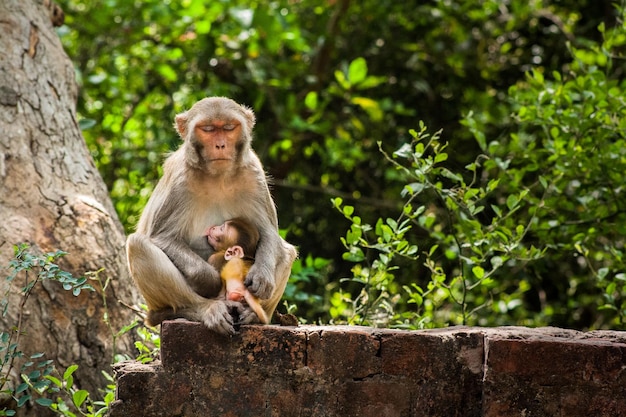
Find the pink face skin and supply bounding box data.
[204,221,239,251]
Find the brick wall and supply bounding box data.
[109,322,626,417]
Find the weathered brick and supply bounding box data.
[160,321,306,374]
[303,325,381,379]
[377,328,485,417]
[110,362,192,416]
[483,335,626,416]
[110,322,626,417]
[340,377,415,417]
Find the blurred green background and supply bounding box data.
[56,0,626,330]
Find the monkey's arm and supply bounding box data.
[145,182,222,298]
[243,180,282,299]
[244,227,279,298]
[155,235,222,298]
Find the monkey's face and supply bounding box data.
[193,120,243,164]
[175,97,256,174]
[205,221,239,251]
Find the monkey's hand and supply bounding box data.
[199,300,240,335]
[235,304,261,325]
[244,262,275,299]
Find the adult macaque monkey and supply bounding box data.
[126,97,297,335]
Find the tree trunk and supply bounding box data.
[0,0,139,414]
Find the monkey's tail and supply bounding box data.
[244,292,269,324]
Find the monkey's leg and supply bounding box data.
[260,240,298,320]
[128,234,243,334]
[195,300,244,335]
[127,233,207,310]
[147,300,242,335]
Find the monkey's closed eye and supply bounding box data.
[199,125,216,132]
[223,124,236,131]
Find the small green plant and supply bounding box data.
[20,364,115,417]
[332,5,626,330]
[332,122,547,329]
[133,316,160,364]
[462,10,626,327]
[0,243,165,416]
[0,244,94,416]
[331,195,419,327]
[282,255,332,323]
[88,269,142,362]
[0,244,153,416]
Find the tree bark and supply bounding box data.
[0,0,139,413]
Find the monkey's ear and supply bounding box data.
[224,246,245,260]
[174,112,188,139]
[240,105,256,132]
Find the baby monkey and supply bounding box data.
[205,218,269,324]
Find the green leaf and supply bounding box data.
[343,247,365,262]
[78,119,96,131]
[550,126,559,139]
[356,75,386,89]
[73,389,89,408]
[606,282,617,295]
[351,97,383,121]
[195,20,211,35]
[27,370,40,381]
[157,64,177,82]
[434,153,448,163]
[472,266,485,279]
[16,382,29,394]
[348,57,368,85]
[35,398,54,407]
[438,168,463,182]
[334,70,349,89]
[304,91,318,110]
[32,379,49,391]
[506,194,519,211]
[17,394,31,407]
[63,364,79,387]
[346,227,362,245]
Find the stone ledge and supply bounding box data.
[109,322,626,417]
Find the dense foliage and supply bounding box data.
[56,0,626,330]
